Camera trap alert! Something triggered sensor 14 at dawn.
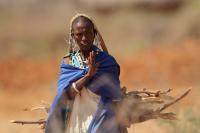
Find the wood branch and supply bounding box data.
[10,119,46,125]
[115,88,191,125]
[10,101,49,127]
[30,106,49,113]
[142,97,163,103]
[136,112,177,123]
[11,88,191,130]
[158,112,177,120]
[23,101,50,113]
[158,89,191,112]
[127,88,172,97]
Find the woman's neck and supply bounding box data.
[80,47,93,59]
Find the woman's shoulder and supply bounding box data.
[93,46,115,59]
[63,57,70,64]
[97,50,116,60]
[97,51,119,67]
[63,53,72,64]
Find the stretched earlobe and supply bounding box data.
[71,33,74,37]
[94,29,97,35]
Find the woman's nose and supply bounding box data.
[82,35,86,41]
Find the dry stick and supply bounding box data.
[159,89,191,112]
[30,106,49,113]
[10,89,190,127]
[129,88,172,96]
[23,101,50,113]
[142,97,164,103]
[137,89,190,122]
[10,119,46,125]
[10,102,49,126]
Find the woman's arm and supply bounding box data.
[67,74,91,98]
[64,51,99,98]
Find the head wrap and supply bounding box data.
[67,13,108,54]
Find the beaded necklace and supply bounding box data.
[70,51,88,69]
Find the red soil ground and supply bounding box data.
[1,39,199,90]
[0,39,200,133]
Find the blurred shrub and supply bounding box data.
[159,109,200,133]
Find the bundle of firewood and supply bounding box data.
[114,87,191,127]
[10,88,191,129]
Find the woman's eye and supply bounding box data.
[85,31,93,36]
[76,33,83,37]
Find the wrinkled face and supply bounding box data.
[72,21,95,52]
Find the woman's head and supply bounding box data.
[70,15,96,52]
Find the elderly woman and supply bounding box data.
[45,14,126,133]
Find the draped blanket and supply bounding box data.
[45,51,122,133]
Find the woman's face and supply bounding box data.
[72,21,95,52]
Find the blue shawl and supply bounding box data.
[45,49,122,133]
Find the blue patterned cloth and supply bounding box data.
[45,46,122,133]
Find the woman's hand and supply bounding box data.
[86,51,99,78]
[67,51,100,98]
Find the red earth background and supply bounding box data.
[0,0,200,132]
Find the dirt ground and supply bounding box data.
[0,40,200,133]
